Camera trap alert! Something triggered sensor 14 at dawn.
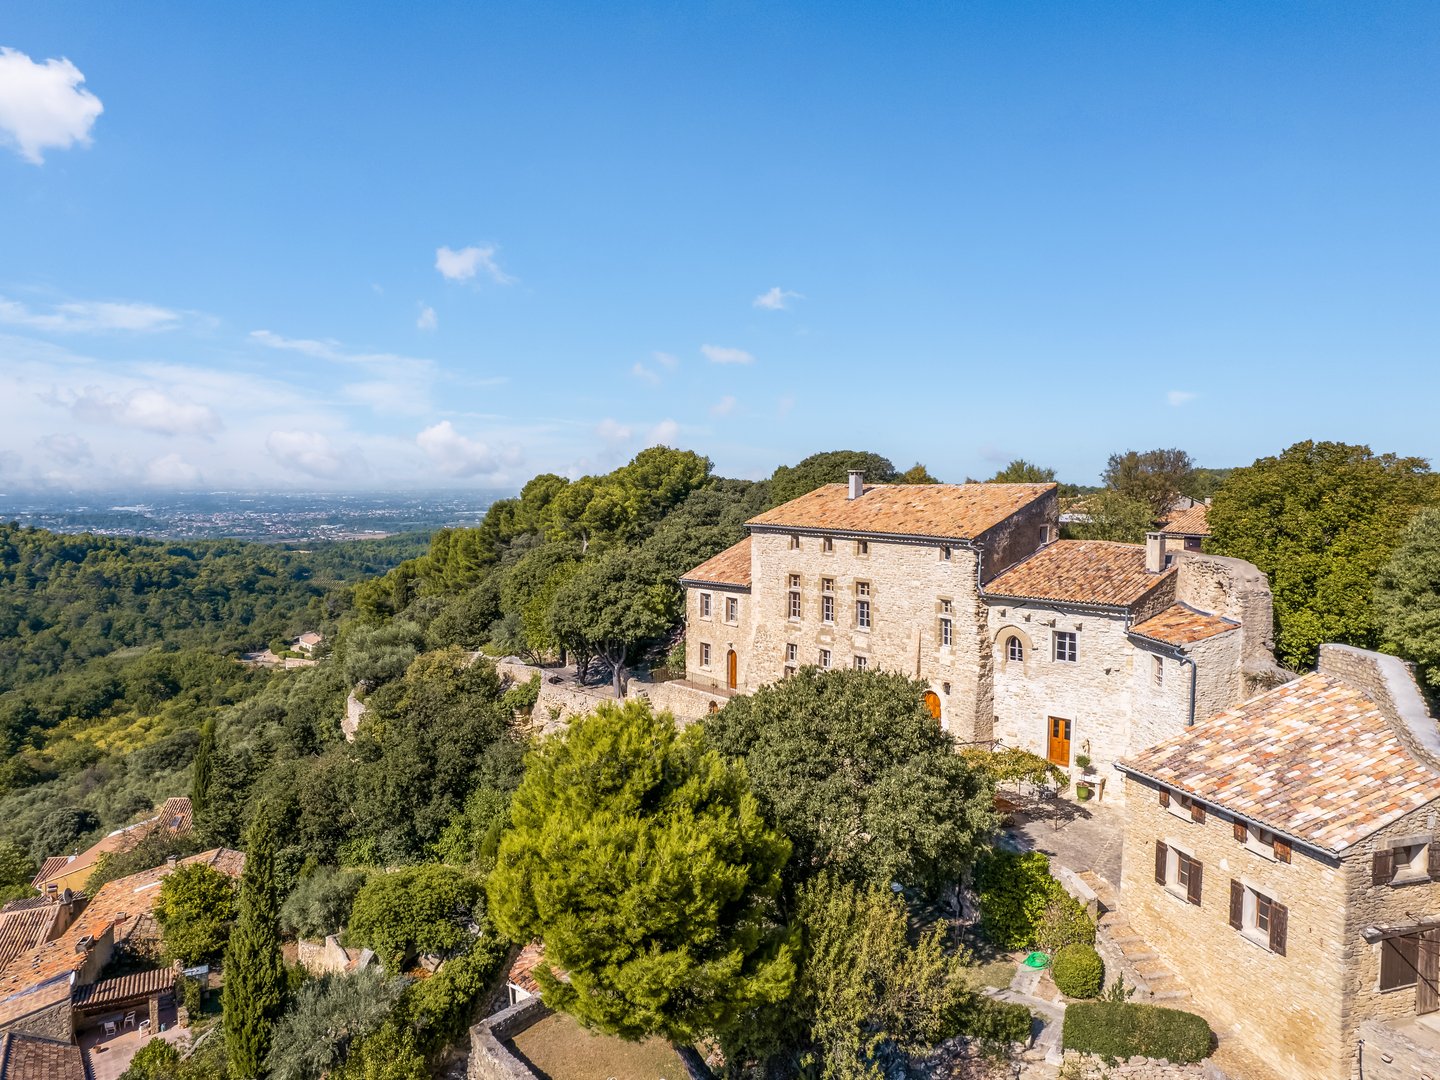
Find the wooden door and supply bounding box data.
[1047,717,1072,766]
[1419,929,1440,1015]
[726,650,738,690]
[922,691,942,721]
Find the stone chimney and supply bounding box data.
[847,471,864,500]
[1144,532,1169,574]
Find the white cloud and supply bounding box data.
[145,453,201,487]
[631,361,660,385]
[249,329,341,360]
[0,295,180,334]
[653,351,679,369]
[69,386,221,436]
[416,420,518,477]
[435,244,514,285]
[595,418,632,443]
[266,430,344,478]
[710,395,737,417]
[416,304,437,331]
[1167,390,1198,407]
[701,344,755,365]
[0,47,103,164]
[38,433,91,464]
[341,380,432,416]
[649,419,680,446]
[753,286,802,311]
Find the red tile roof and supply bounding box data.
[746,483,1054,541]
[1119,673,1440,853]
[1129,603,1238,646]
[0,905,64,975]
[984,541,1173,609]
[70,967,175,1011]
[0,1030,83,1079]
[679,538,752,589]
[0,848,242,1008]
[1161,503,1210,537]
[31,797,194,893]
[507,941,544,996]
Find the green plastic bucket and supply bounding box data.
[1022,951,1049,969]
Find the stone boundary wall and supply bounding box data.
[467,997,552,1080]
[1356,1018,1440,1080]
[1057,1051,1234,1080]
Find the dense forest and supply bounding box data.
[4,440,1438,1078]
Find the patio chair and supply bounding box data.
[103,1020,117,1037]
[123,1011,136,1029]
[138,1018,152,1037]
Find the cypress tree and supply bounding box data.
[191,717,215,816]
[224,816,286,1078]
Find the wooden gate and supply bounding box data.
[1420,928,1439,1015]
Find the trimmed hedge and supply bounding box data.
[1052,943,1104,998]
[1062,1001,1214,1064]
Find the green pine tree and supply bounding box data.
[224,816,286,1078]
[191,717,216,817]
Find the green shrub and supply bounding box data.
[952,993,1034,1053]
[1062,1002,1213,1064]
[974,848,1065,949]
[1051,943,1104,998]
[1035,895,1096,953]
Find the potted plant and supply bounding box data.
[1074,754,1094,800]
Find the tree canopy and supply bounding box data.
[1375,506,1440,694]
[487,699,796,1046]
[1062,490,1155,544]
[1102,448,1194,520]
[706,669,997,894]
[1208,441,1438,669]
[767,451,902,506]
[154,862,237,965]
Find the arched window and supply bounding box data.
[1007,636,1024,663]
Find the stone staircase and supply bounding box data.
[1076,870,1192,1005]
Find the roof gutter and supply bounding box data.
[746,524,981,547]
[676,578,750,593]
[1112,760,1341,862]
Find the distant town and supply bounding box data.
[0,490,503,543]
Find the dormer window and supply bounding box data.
[1040,525,1053,544]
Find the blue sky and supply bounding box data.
[1,2,1436,492]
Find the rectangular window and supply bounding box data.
[1230,881,1287,954]
[819,649,831,669]
[940,545,952,561]
[786,643,798,663]
[726,596,738,622]
[822,577,834,592]
[1381,934,1421,991]
[940,598,952,614]
[789,534,801,550]
[1054,631,1078,663]
[822,595,835,623]
[940,617,953,647]
[822,536,834,553]
[1040,525,1053,544]
[854,656,867,670]
[700,643,711,668]
[1153,655,1164,687]
[856,539,869,556]
[1154,841,1202,905]
[788,574,801,620]
[857,600,871,630]
[700,592,712,618]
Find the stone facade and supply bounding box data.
[1120,775,1440,1080]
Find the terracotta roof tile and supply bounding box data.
[1119,673,1440,853]
[507,941,544,996]
[0,1030,84,1079]
[31,797,194,892]
[984,541,1172,608]
[1129,603,1238,646]
[0,848,243,1007]
[1161,503,1210,537]
[70,967,175,1010]
[745,483,1054,541]
[679,538,752,589]
[0,906,64,975]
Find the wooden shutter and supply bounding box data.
[1419,929,1440,1016]
[1155,841,1168,886]
[1190,799,1205,824]
[1233,820,1247,843]
[1186,857,1203,906]
[1274,838,1292,864]
[1159,789,1170,808]
[1269,901,1288,956]
[1430,842,1440,880]
[1229,880,1244,930]
[1374,849,1395,886]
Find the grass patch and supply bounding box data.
[972,956,1018,990]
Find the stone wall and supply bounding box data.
[1119,773,1349,1080]
[1056,1050,1235,1080]
[468,997,552,1080]
[342,690,367,742]
[975,489,1058,584]
[629,679,728,723]
[685,583,754,695]
[1356,1017,1440,1080]
[745,530,993,740]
